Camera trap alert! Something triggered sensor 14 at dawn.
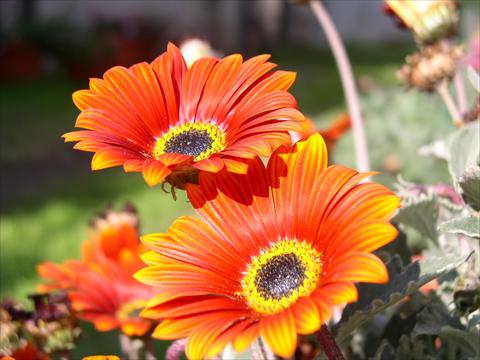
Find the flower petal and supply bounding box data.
[324,252,389,284]
[142,160,171,187]
[292,297,321,335]
[260,309,297,359]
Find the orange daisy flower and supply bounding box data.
[63,43,305,188]
[135,133,400,359]
[38,206,155,337]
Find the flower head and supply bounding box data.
[384,0,459,44]
[63,43,305,189]
[135,133,400,359]
[38,205,155,337]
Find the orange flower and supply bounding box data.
[291,113,351,153]
[384,0,458,43]
[38,206,154,337]
[135,134,400,359]
[64,43,305,188]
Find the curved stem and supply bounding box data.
[318,325,345,360]
[437,81,463,127]
[310,0,370,174]
[454,71,468,114]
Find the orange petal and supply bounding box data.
[260,309,297,359]
[268,133,328,240]
[327,221,398,259]
[324,252,389,284]
[142,160,171,187]
[233,322,260,353]
[91,147,133,170]
[292,297,321,334]
[192,157,225,172]
[206,320,255,358]
[319,282,358,304]
[310,291,333,324]
[223,158,249,174]
[185,316,241,360]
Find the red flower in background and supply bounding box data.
[38,205,154,337]
[135,134,400,359]
[64,43,306,188]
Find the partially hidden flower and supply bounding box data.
[179,38,220,68]
[291,113,351,154]
[63,43,305,189]
[135,133,400,359]
[384,0,459,44]
[38,205,155,337]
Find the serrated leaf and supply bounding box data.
[413,303,463,336]
[334,253,471,345]
[438,213,480,239]
[448,122,480,182]
[459,166,480,211]
[439,326,480,360]
[393,195,439,243]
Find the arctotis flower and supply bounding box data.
[135,133,400,359]
[38,206,155,337]
[63,43,305,188]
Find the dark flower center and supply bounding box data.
[254,253,307,300]
[164,130,214,159]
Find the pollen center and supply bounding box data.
[154,123,225,161]
[241,240,322,315]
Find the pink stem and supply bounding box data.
[437,81,463,127]
[454,71,468,114]
[310,0,370,173]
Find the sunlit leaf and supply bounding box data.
[458,166,480,211]
[438,213,480,239]
[448,122,480,183]
[393,194,439,243]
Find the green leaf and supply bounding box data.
[334,252,471,345]
[438,326,480,360]
[448,122,480,182]
[413,303,463,336]
[459,166,480,211]
[438,213,480,239]
[393,194,439,243]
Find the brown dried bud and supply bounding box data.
[398,41,463,91]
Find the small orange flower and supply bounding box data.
[64,43,305,188]
[135,133,400,359]
[384,0,458,44]
[291,113,351,153]
[38,206,154,337]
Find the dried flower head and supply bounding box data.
[398,41,463,91]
